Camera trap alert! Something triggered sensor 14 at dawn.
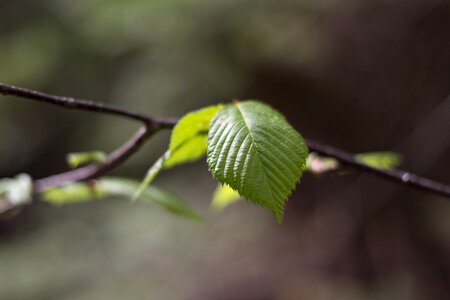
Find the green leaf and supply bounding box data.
[134,104,223,200]
[207,101,308,223]
[164,136,208,169]
[41,177,202,222]
[355,152,401,169]
[305,152,401,175]
[164,104,223,168]
[211,184,241,211]
[132,151,170,201]
[0,174,33,206]
[66,151,107,168]
[41,182,106,205]
[136,184,203,222]
[101,177,203,222]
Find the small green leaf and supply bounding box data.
[66,151,107,168]
[207,101,308,223]
[305,152,401,175]
[100,177,203,222]
[211,184,241,211]
[41,177,202,222]
[132,151,170,201]
[355,152,401,169]
[41,182,106,205]
[164,104,223,168]
[138,184,203,222]
[134,104,223,200]
[164,135,207,169]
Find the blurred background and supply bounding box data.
[1,0,449,299]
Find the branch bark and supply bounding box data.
[0,83,175,129]
[0,82,176,193]
[34,126,156,193]
[306,139,450,198]
[1,82,449,198]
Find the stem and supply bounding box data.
[0,82,175,129]
[0,82,176,192]
[306,139,450,198]
[34,126,156,193]
[1,82,449,198]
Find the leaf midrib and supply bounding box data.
[234,103,278,214]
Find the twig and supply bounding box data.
[34,126,155,193]
[0,82,175,129]
[306,139,450,198]
[0,82,176,192]
[1,82,449,198]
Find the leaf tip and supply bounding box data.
[273,209,284,224]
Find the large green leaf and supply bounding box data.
[207,101,308,222]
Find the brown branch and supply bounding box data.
[0,82,175,129]
[0,82,176,193]
[306,139,450,198]
[1,82,449,199]
[34,126,156,193]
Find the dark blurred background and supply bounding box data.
[1,0,449,299]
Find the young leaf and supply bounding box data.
[355,152,402,169]
[163,135,208,169]
[100,177,203,222]
[164,104,223,168]
[41,177,202,222]
[132,151,170,201]
[66,151,107,168]
[211,184,241,211]
[134,104,223,200]
[41,182,106,205]
[207,101,308,223]
[305,152,401,175]
[136,183,203,222]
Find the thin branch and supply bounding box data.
[0,82,175,129]
[0,82,176,192]
[306,139,450,198]
[34,126,156,193]
[0,82,449,199]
